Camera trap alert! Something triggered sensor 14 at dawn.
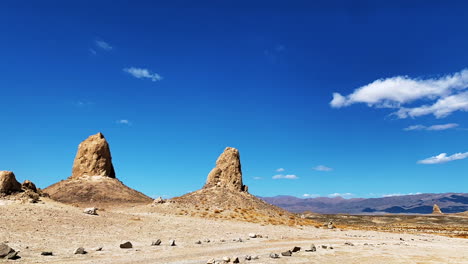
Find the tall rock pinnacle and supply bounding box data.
[432,204,443,214]
[70,132,115,179]
[204,147,248,192]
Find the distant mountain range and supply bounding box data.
[261,193,468,214]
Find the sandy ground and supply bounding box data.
[1,199,467,264]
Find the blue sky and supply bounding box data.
[1,1,467,199]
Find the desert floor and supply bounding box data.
[1,199,467,264]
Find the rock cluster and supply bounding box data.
[21,180,37,192]
[70,133,115,179]
[0,171,22,194]
[204,147,248,192]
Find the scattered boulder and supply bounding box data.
[233,257,240,263]
[248,233,257,238]
[269,253,280,259]
[292,246,301,252]
[207,259,215,264]
[195,240,202,244]
[0,243,15,258]
[83,207,98,215]
[151,239,161,246]
[222,256,231,262]
[433,204,443,214]
[344,242,354,246]
[93,247,103,251]
[120,241,133,249]
[70,132,115,179]
[204,238,211,243]
[6,251,19,260]
[244,255,252,260]
[325,221,335,229]
[305,244,316,252]
[204,147,248,192]
[0,171,22,194]
[21,180,37,192]
[41,251,53,256]
[169,240,176,246]
[321,245,328,249]
[281,250,292,256]
[252,255,259,260]
[73,247,87,254]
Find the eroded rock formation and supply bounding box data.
[70,132,115,179]
[204,147,248,192]
[432,204,443,214]
[0,171,22,194]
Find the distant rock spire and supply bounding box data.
[204,147,248,192]
[70,132,115,179]
[432,204,443,214]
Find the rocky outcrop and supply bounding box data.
[432,204,443,214]
[70,132,115,179]
[204,147,247,192]
[0,171,22,194]
[22,180,37,192]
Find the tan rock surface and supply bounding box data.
[204,147,247,192]
[21,180,37,192]
[433,204,443,214]
[0,171,22,194]
[71,132,115,179]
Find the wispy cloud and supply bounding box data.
[89,48,97,55]
[328,192,353,198]
[382,192,422,197]
[418,152,468,164]
[272,174,298,180]
[313,165,333,171]
[253,177,263,180]
[95,40,113,51]
[74,100,94,107]
[276,168,285,172]
[123,67,162,82]
[116,119,131,125]
[330,69,468,118]
[404,123,459,131]
[302,193,320,198]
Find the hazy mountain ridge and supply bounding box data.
[261,193,468,214]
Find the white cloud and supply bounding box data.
[123,67,162,82]
[404,123,459,131]
[276,168,285,172]
[417,152,468,164]
[328,192,353,198]
[272,174,298,180]
[396,91,468,118]
[253,177,263,180]
[382,192,422,197]
[95,40,112,50]
[302,193,320,198]
[313,165,333,171]
[116,119,130,125]
[89,48,97,55]
[330,69,468,118]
